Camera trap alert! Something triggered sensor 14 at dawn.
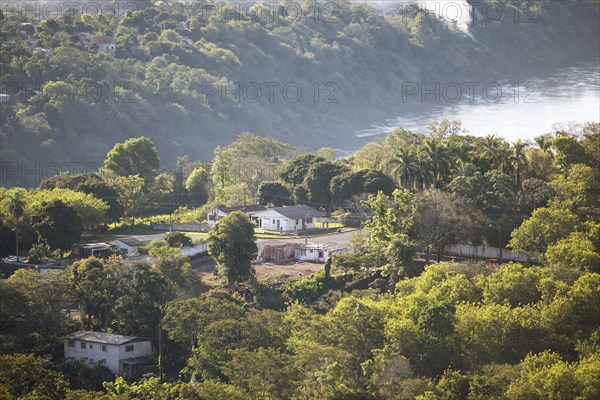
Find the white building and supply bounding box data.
[295,243,351,263]
[253,205,325,232]
[71,242,112,260]
[89,35,116,56]
[64,331,153,380]
[110,234,165,255]
[206,205,266,227]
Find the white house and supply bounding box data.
[253,205,325,232]
[110,234,165,255]
[295,243,351,263]
[206,205,267,227]
[64,331,153,380]
[71,242,112,260]
[89,35,116,56]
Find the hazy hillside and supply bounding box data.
[1,0,598,177]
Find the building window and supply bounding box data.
[295,219,299,225]
[89,344,93,349]
[125,344,134,352]
[101,345,107,352]
[67,340,75,347]
[80,342,86,349]
[100,359,106,364]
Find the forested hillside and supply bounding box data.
[1,120,599,398]
[1,0,599,178]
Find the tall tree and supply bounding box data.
[208,211,258,285]
[304,162,348,209]
[510,139,530,187]
[103,137,160,186]
[31,200,84,257]
[413,190,486,262]
[4,190,26,260]
[279,154,325,186]
[258,182,291,207]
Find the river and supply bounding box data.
[355,60,600,141]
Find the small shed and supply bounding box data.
[294,242,351,263]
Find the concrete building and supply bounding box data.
[206,204,266,227]
[253,205,324,232]
[110,234,165,255]
[294,243,351,263]
[64,331,153,380]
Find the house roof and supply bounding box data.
[114,237,144,247]
[111,234,165,247]
[90,35,114,44]
[74,242,111,250]
[216,204,267,214]
[256,205,325,219]
[66,331,148,345]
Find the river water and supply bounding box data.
[355,61,600,141]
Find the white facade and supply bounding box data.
[97,42,116,56]
[206,209,229,227]
[110,234,165,255]
[255,210,316,232]
[295,244,350,263]
[111,240,140,255]
[64,332,152,376]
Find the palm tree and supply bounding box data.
[453,159,479,177]
[388,148,418,189]
[511,139,530,187]
[478,135,511,173]
[5,192,26,261]
[415,151,434,191]
[422,138,450,189]
[534,134,553,153]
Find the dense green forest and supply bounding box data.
[1,120,599,398]
[1,0,599,180]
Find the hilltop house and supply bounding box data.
[89,35,116,56]
[64,331,153,380]
[206,204,267,227]
[253,205,324,232]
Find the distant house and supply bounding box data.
[110,234,165,255]
[295,243,351,263]
[71,242,112,260]
[253,205,325,232]
[206,204,267,227]
[64,331,153,380]
[89,35,116,56]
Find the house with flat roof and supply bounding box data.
[253,205,325,232]
[64,331,153,380]
[206,204,267,227]
[71,242,112,260]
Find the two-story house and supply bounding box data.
[64,331,153,380]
